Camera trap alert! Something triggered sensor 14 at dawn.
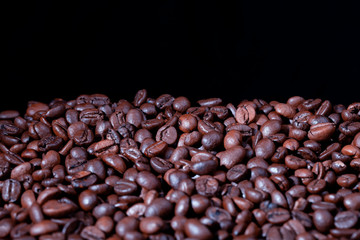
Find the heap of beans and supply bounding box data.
[0,90,360,240]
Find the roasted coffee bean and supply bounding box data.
[150,157,174,173]
[308,122,336,141]
[67,122,94,146]
[139,216,164,234]
[78,189,98,211]
[266,208,290,224]
[38,135,63,152]
[226,164,247,182]
[255,138,275,159]
[217,146,246,169]
[114,179,138,195]
[2,179,21,202]
[100,155,125,174]
[235,104,256,124]
[260,120,282,138]
[195,175,219,197]
[156,125,178,145]
[80,225,105,240]
[29,220,58,236]
[42,198,78,218]
[144,198,173,219]
[343,193,360,210]
[313,209,333,233]
[135,171,161,190]
[184,219,213,240]
[334,210,358,229]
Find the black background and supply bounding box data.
[4,1,360,113]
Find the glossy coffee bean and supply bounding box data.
[313,209,333,233]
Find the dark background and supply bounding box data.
[4,1,360,113]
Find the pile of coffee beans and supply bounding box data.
[0,90,360,240]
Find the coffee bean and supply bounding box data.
[67,122,94,146]
[80,226,105,240]
[343,193,360,210]
[114,179,138,196]
[255,138,275,159]
[195,175,219,197]
[260,120,282,138]
[42,198,78,218]
[306,179,326,194]
[308,122,336,141]
[334,210,358,229]
[275,103,296,118]
[235,104,256,124]
[139,216,164,234]
[266,208,290,224]
[217,146,246,169]
[136,171,161,190]
[2,179,21,202]
[144,198,173,219]
[29,220,58,236]
[190,159,218,175]
[184,219,213,240]
[150,157,174,174]
[79,189,98,211]
[313,209,333,233]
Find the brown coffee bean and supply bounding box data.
[308,122,336,141]
[266,208,290,224]
[275,103,296,118]
[139,216,164,235]
[42,198,78,218]
[100,154,127,174]
[235,104,256,124]
[2,179,21,202]
[255,138,275,159]
[195,175,219,197]
[334,210,358,229]
[306,179,326,194]
[191,194,211,214]
[80,226,105,240]
[79,189,98,211]
[260,120,282,138]
[144,198,173,219]
[313,209,333,233]
[285,155,307,170]
[343,193,360,210]
[184,219,213,240]
[136,171,161,190]
[30,220,58,236]
[67,121,94,146]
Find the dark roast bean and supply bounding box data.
[334,210,358,229]
[144,198,173,219]
[308,122,336,141]
[2,179,21,202]
[235,104,256,124]
[195,175,219,197]
[313,209,333,233]
[42,198,78,218]
[136,171,161,190]
[266,208,290,224]
[29,220,58,236]
[114,179,138,195]
[184,219,213,240]
[226,164,247,182]
[139,216,164,234]
[80,226,105,240]
[67,122,94,146]
[343,193,360,210]
[150,157,174,173]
